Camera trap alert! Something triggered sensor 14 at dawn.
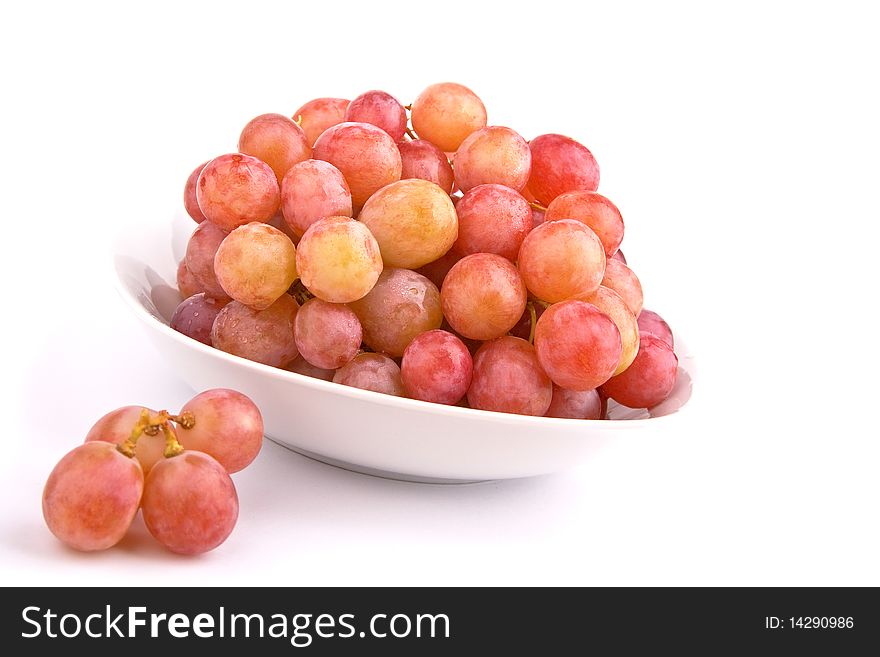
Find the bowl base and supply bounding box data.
[267,437,489,485]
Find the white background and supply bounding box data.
[1,0,878,586]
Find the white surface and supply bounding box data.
[1,0,878,585]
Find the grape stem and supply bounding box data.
[527,302,538,345]
[405,126,419,141]
[116,408,153,458]
[167,410,195,430]
[293,114,303,126]
[161,422,185,458]
[529,201,548,212]
[116,409,191,459]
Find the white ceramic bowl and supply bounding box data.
[113,213,695,483]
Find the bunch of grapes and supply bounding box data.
[174,83,680,419]
[42,389,263,554]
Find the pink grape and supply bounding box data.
[170,293,228,346]
[348,268,442,357]
[600,334,678,408]
[534,300,621,390]
[183,161,209,223]
[467,337,552,416]
[293,97,350,146]
[453,126,531,192]
[398,139,454,193]
[43,442,143,551]
[280,159,352,238]
[411,82,487,152]
[211,294,299,367]
[637,309,674,349]
[441,253,527,340]
[177,259,205,300]
[601,258,643,316]
[545,386,603,420]
[580,286,640,375]
[286,354,336,381]
[358,178,458,269]
[238,113,311,183]
[84,406,167,475]
[294,297,362,369]
[452,184,531,260]
[517,219,606,303]
[612,249,627,264]
[401,329,473,405]
[213,222,298,310]
[527,134,600,205]
[415,249,461,289]
[185,221,229,300]
[142,451,238,555]
[177,389,264,473]
[333,353,405,396]
[296,216,383,303]
[312,122,402,210]
[196,154,280,231]
[344,90,407,142]
[544,190,624,257]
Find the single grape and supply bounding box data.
[238,113,311,183]
[453,126,531,192]
[184,221,229,300]
[84,406,166,475]
[42,442,143,551]
[401,329,473,405]
[170,293,229,346]
[286,354,336,381]
[601,258,643,317]
[177,389,264,473]
[294,298,362,369]
[600,334,678,408]
[280,159,352,238]
[467,336,552,416]
[398,139,455,193]
[452,184,531,260]
[415,249,461,290]
[637,309,674,349]
[183,161,209,223]
[517,219,606,303]
[545,386,603,420]
[580,286,639,375]
[211,294,299,367]
[332,353,405,396]
[527,134,600,206]
[344,90,407,142]
[358,178,458,269]
[411,82,487,152]
[348,267,442,357]
[534,300,621,390]
[142,451,238,555]
[312,122,402,210]
[296,216,383,303]
[293,97,350,146]
[441,253,527,340]
[177,259,205,300]
[544,190,624,257]
[196,153,280,231]
[213,222,298,310]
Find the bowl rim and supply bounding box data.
[113,217,694,430]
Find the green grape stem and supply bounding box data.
[529,201,548,213]
[116,408,191,459]
[116,408,153,458]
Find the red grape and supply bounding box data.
[544,190,624,257]
[293,97,350,146]
[600,334,678,408]
[637,309,674,349]
[184,221,229,301]
[411,82,487,152]
[183,161,209,223]
[286,354,336,381]
[452,183,531,260]
[399,139,455,194]
[601,258,643,317]
[211,294,299,367]
[43,442,143,551]
[401,329,473,405]
[84,406,166,475]
[170,293,228,346]
[142,451,238,555]
[441,253,527,340]
[344,90,407,142]
[177,389,264,473]
[545,386,603,420]
[280,159,352,238]
[534,300,621,390]
[467,336,552,416]
[294,298,362,369]
[333,353,405,396]
[580,286,639,375]
[196,154,280,231]
[453,126,531,192]
[177,259,205,300]
[527,134,600,205]
[238,113,311,183]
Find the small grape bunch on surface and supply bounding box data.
[43,389,263,555]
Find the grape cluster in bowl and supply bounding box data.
[173,83,679,419]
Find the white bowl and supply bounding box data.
[113,213,695,483]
